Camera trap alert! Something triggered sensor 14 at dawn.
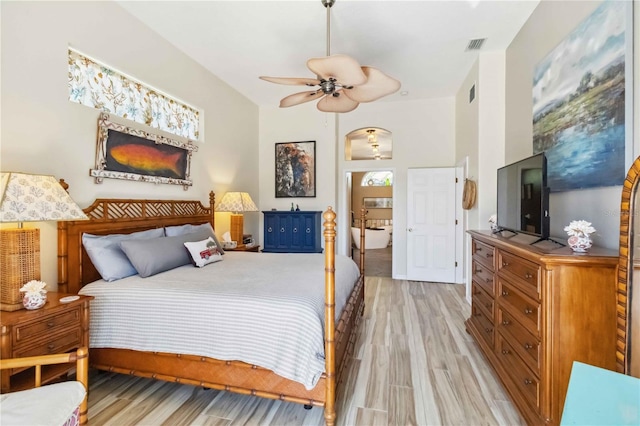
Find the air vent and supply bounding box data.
[466,38,486,51]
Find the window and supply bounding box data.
[68,49,200,140]
[361,171,393,187]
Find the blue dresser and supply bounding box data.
[262,211,323,253]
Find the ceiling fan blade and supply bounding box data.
[316,90,359,113]
[259,76,320,86]
[280,90,325,108]
[342,67,401,103]
[307,54,367,86]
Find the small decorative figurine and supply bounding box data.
[296,204,300,211]
[291,202,295,211]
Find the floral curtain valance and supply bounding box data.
[68,49,199,140]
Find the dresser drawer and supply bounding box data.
[13,306,81,347]
[470,304,494,349]
[472,260,495,296]
[497,334,540,411]
[497,250,540,298]
[497,279,540,336]
[472,282,494,321]
[472,239,495,271]
[497,308,540,374]
[13,328,82,358]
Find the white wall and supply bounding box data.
[338,98,456,278]
[1,1,259,289]
[504,0,637,249]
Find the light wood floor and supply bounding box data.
[87,278,524,425]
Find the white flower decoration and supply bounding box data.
[564,220,596,237]
[20,280,47,296]
[488,214,497,224]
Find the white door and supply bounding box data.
[407,168,457,283]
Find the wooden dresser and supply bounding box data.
[466,230,618,425]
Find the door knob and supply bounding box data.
[408,228,413,232]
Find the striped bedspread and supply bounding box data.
[78,252,359,390]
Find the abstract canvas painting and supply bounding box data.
[275,141,316,198]
[532,1,627,192]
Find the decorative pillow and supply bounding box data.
[184,237,224,268]
[164,223,225,254]
[81,228,164,282]
[120,229,213,278]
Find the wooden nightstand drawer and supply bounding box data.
[13,306,81,346]
[14,328,82,359]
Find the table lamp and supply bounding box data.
[216,192,258,247]
[0,172,88,311]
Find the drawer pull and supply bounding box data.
[501,349,510,355]
[293,228,298,233]
[474,247,481,253]
[306,228,311,234]
[484,327,493,333]
[524,307,533,315]
[486,253,494,258]
[47,343,55,351]
[485,303,491,309]
[267,227,273,232]
[280,228,285,232]
[485,278,491,283]
[524,272,533,279]
[501,290,509,296]
[502,320,510,326]
[47,321,55,328]
[474,268,481,274]
[502,261,509,267]
[524,343,533,350]
[524,379,533,385]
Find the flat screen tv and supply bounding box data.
[496,153,549,240]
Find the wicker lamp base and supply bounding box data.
[229,214,244,248]
[1,228,41,311]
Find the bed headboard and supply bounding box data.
[58,191,216,294]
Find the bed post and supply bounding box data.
[323,207,336,426]
[209,191,216,229]
[359,207,366,276]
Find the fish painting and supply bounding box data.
[109,144,184,178]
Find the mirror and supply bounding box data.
[345,127,392,160]
[618,156,640,377]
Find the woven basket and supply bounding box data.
[1,228,40,310]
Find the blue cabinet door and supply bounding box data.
[262,211,322,253]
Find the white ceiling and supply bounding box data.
[117,0,539,108]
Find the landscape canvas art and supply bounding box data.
[275,141,316,198]
[532,1,627,192]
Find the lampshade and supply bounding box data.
[0,172,88,223]
[0,172,87,311]
[216,192,258,214]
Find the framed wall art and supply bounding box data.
[532,1,632,192]
[363,197,392,209]
[90,113,198,189]
[275,141,316,198]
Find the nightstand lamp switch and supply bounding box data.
[216,192,258,248]
[0,173,88,311]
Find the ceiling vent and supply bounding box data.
[466,38,486,51]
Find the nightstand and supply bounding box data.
[0,292,92,393]
[225,245,261,252]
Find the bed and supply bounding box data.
[57,190,366,425]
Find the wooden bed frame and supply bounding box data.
[57,189,366,426]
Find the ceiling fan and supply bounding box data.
[259,0,401,113]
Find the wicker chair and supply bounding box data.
[0,347,88,425]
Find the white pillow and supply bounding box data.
[184,237,223,268]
